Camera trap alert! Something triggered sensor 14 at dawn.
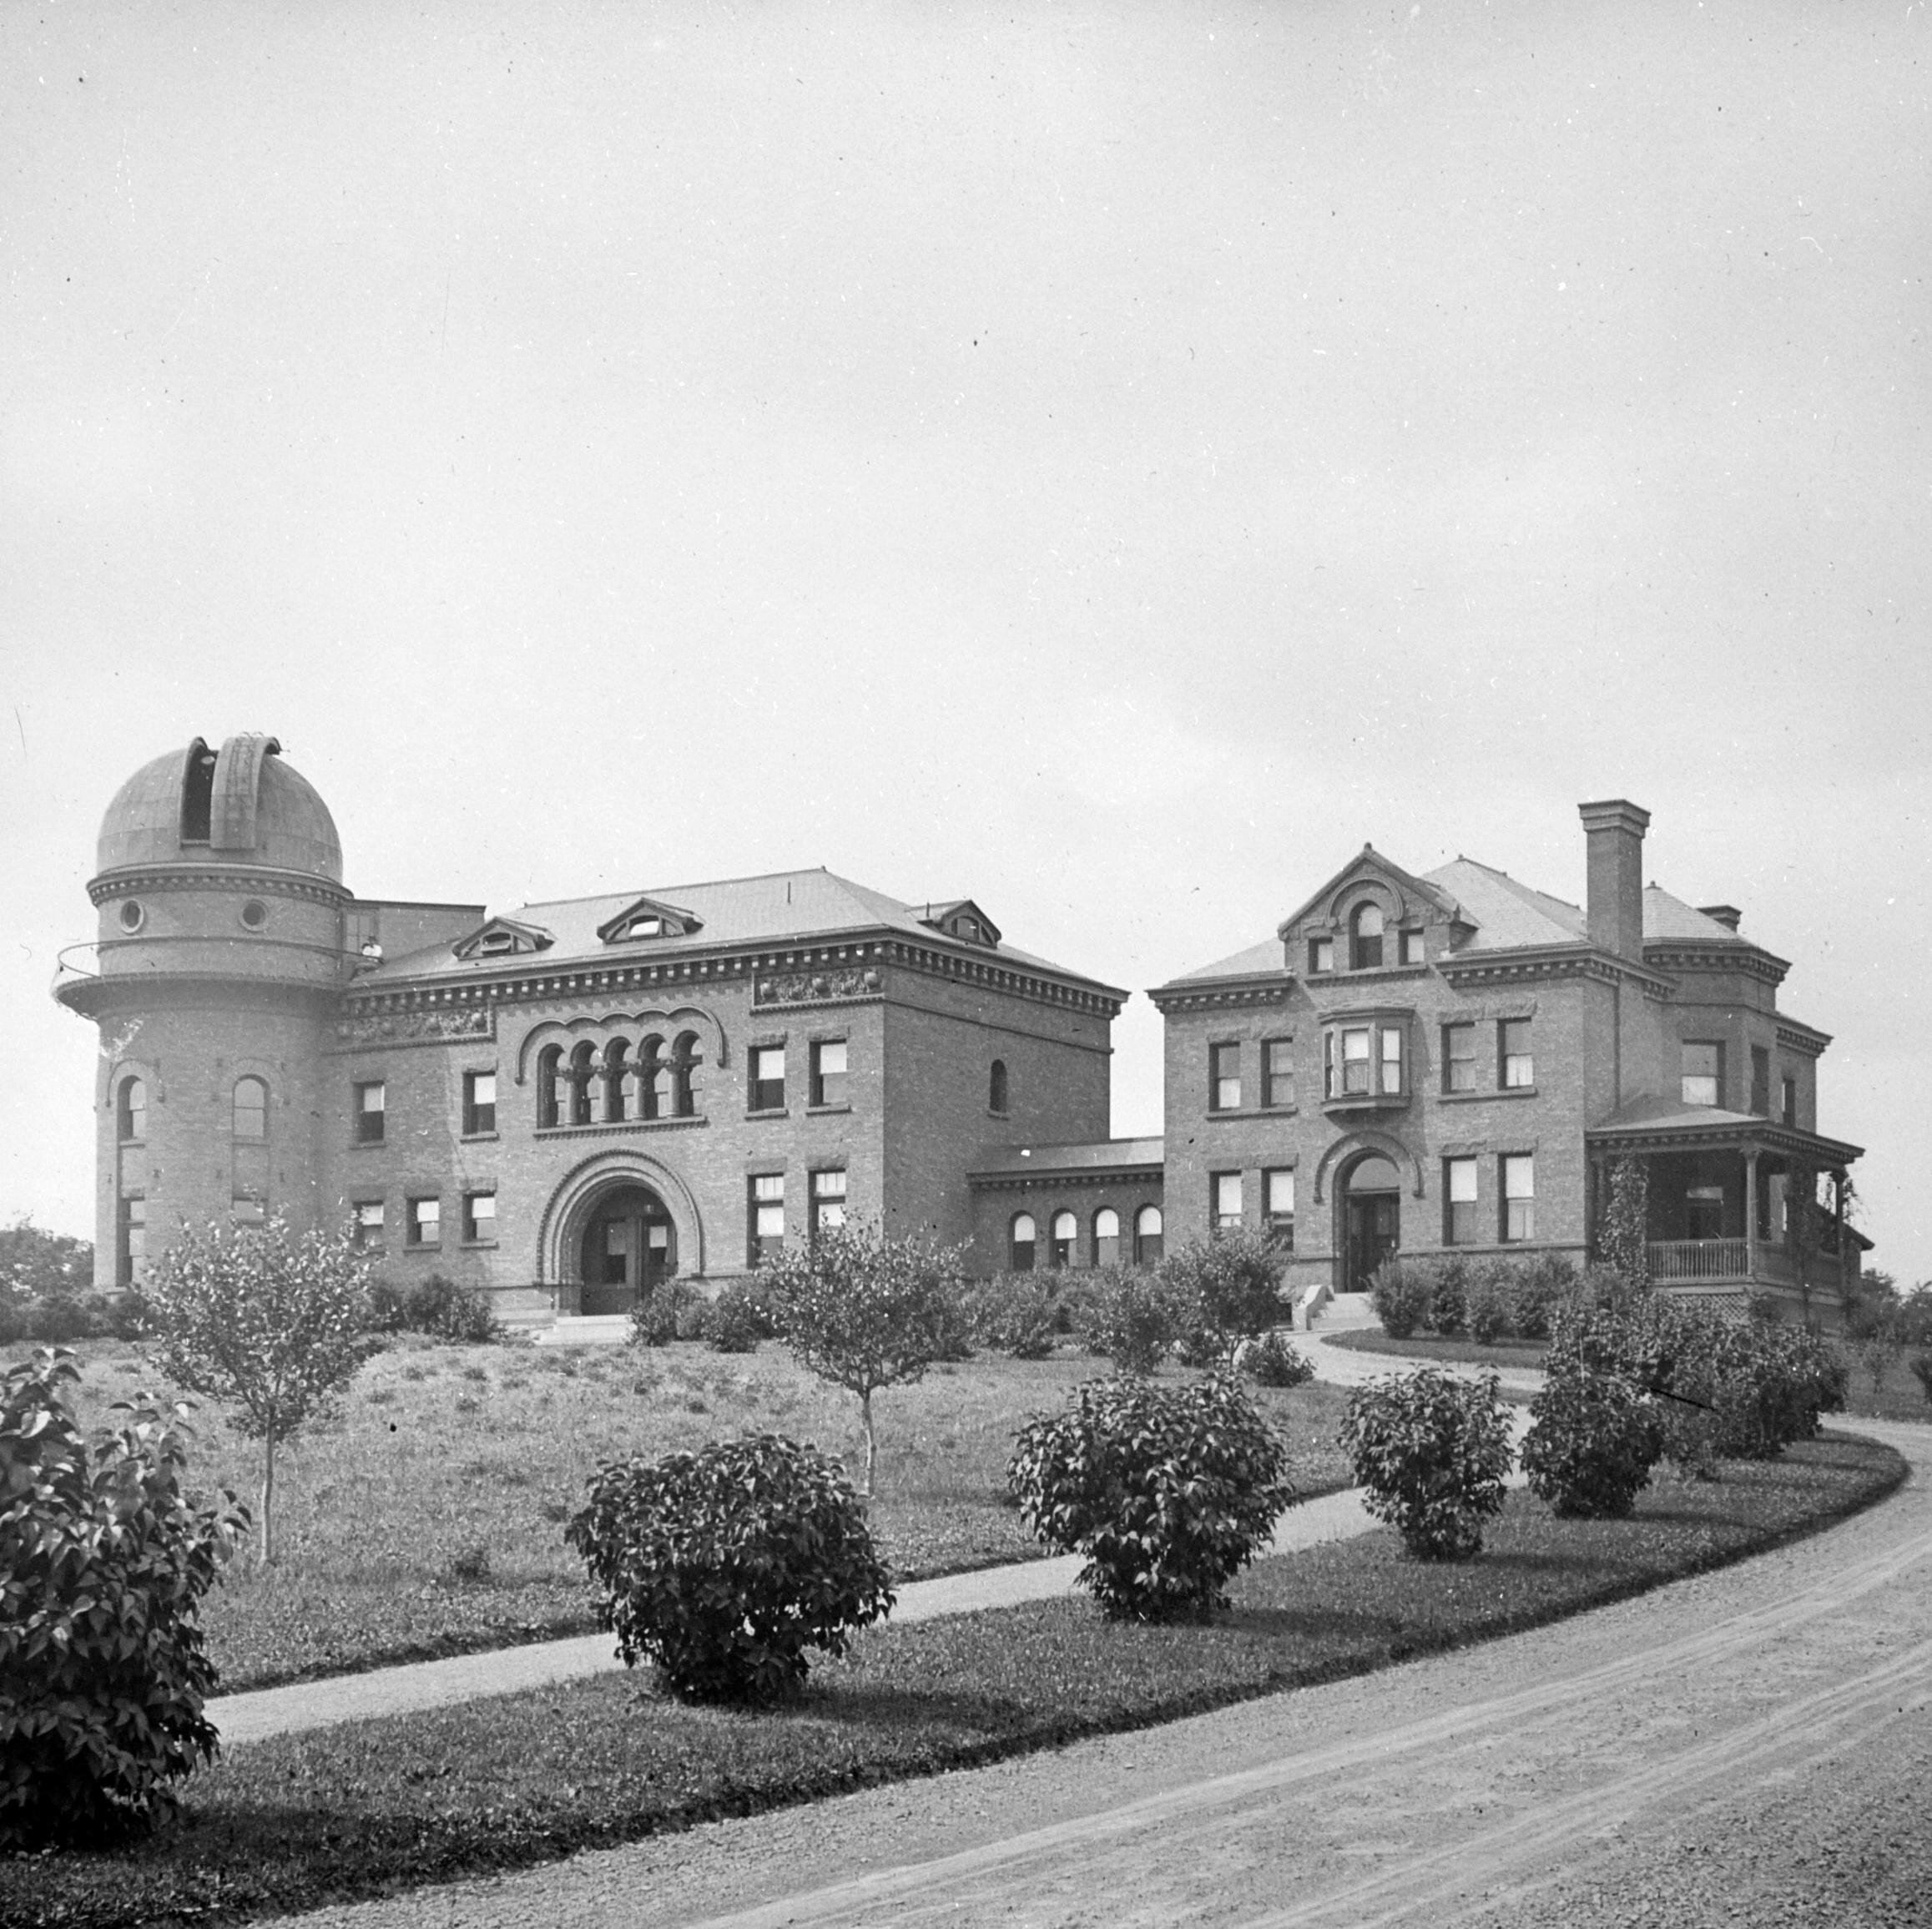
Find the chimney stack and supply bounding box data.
[1697,904,1742,932]
[1578,800,1650,961]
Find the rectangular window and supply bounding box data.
[1341,1027,1372,1094]
[354,1200,386,1250]
[810,1168,847,1236]
[1444,1023,1477,1093]
[463,1192,497,1243]
[1309,937,1334,973]
[1380,1026,1404,1095]
[1781,1075,1798,1129]
[1500,1019,1533,1090]
[1210,1042,1241,1112]
[1686,1185,1724,1242]
[408,1196,441,1248]
[1213,1170,1243,1233]
[1400,930,1425,966]
[810,1039,849,1108]
[1681,1042,1723,1108]
[748,1174,785,1265]
[355,1080,386,1144]
[1445,1158,1479,1245]
[118,1196,146,1287]
[463,1070,497,1136]
[1750,1046,1770,1118]
[749,1045,785,1112]
[1262,1038,1294,1109]
[1264,1169,1294,1250]
[1501,1156,1535,1243]
[230,1197,267,1229]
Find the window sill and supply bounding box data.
[986,1110,1011,1122]
[1439,1087,1538,1103]
[536,1115,706,1138]
[461,1130,499,1144]
[1320,1091,1411,1113]
[806,1103,852,1116]
[746,1107,789,1121]
[461,1240,498,1250]
[405,1245,441,1255]
[1205,1106,1299,1121]
[349,1139,387,1151]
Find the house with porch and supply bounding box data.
[1147,800,1864,1326]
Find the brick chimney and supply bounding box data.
[1578,800,1650,961]
[1697,904,1742,932]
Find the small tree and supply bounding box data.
[1597,1155,1651,1295]
[143,1214,381,1563]
[1158,1230,1288,1361]
[757,1220,964,1496]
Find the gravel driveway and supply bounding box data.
[278,1416,1931,1929]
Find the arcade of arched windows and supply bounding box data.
[536,1030,704,1130]
[1003,1199,1163,1272]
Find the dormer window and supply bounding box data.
[453,918,554,962]
[920,899,1002,949]
[1350,903,1385,970]
[597,896,702,946]
[621,915,664,939]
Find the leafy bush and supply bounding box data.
[630,1281,696,1347]
[673,1295,711,1343]
[1914,1353,1932,1406]
[403,1274,500,1345]
[1430,1256,1470,1336]
[1238,1328,1315,1388]
[1077,1265,1177,1374]
[924,1281,977,1362]
[1521,1346,1663,1517]
[1340,1367,1514,1560]
[1465,1262,1516,1345]
[0,1351,247,1848]
[361,1277,409,1333]
[963,1273,1058,1359]
[1158,1231,1287,1361]
[1369,1257,1433,1339]
[565,1432,893,1704]
[1006,1373,1294,1621]
[705,1283,769,1354]
[1511,1253,1576,1341]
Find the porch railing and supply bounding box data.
[1649,1238,1749,1282]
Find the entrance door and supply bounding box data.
[1341,1154,1402,1293]
[579,1184,677,1315]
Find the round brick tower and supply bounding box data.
[56,735,351,1288]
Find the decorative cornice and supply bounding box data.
[1147,975,1293,1014]
[1436,945,1673,996]
[1776,1022,1831,1058]
[88,864,350,908]
[967,1162,1164,1193]
[1643,941,1789,988]
[1586,1119,1863,1164]
[754,967,883,1007]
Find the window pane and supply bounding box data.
[753,1174,784,1202]
[818,1040,847,1077]
[1095,1208,1119,1238]
[1310,938,1333,972]
[1052,1211,1077,1240]
[1342,1028,1370,1093]
[1012,1214,1036,1242]
[1380,1027,1403,1093]
[1400,930,1424,965]
[1214,1173,1242,1228]
[119,1078,146,1140]
[1449,1159,1478,1204]
[1264,1039,1294,1107]
[753,1046,783,1080]
[1504,1155,1534,1199]
[813,1169,846,1199]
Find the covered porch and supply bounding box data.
[1586,1099,1865,1326]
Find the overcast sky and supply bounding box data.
[5,3,1929,1280]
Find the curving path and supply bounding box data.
[278,1415,1931,1928]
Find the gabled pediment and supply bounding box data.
[597,895,704,944]
[1275,845,1465,943]
[919,897,1002,948]
[452,917,555,962]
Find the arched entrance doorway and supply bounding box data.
[1340,1154,1401,1293]
[578,1184,677,1315]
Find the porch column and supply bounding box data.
[1834,1170,1849,1296]
[1743,1147,1759,1282]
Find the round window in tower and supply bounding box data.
[118,899,144,933]
[240,899,269,931]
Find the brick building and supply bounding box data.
[1146,800,1864,1324]
[57,735,1124,1322]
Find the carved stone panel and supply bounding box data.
[754,967,882,1006]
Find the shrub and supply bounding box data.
[1521,1349,1663,1517]
[924,1280,977,1362]
[964,1273,1058,1359]
[1512,1253,1575,1341]
[0,1351,248,1849]
[1077,1265,1177,1375]
[400,1274,499,1344]
[1006,1373,1294,1622]
[1238,1328,1315,1388]
[673,1294,711,1344]
[1430,1255,1470,1336]
[1340,1367,1514,1560]
[566,1433,893,1704]
[1369,1257,1433,1340]
[362,1277,409,1333]
[705,1283,769,1354]
[630,1282,684,1347]
[1465,1261,1517,1345]
[1158,1231,1287,1360]
[1914,1353,1932,1406]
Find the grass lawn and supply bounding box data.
[5,1335,1355,1692]
[3,1432,1901,1929]
[1836,1359,1932,1422]
[1319,1327,1551,1370]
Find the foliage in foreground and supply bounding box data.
[363,1271,499,1344]
[1520,1353,1664,1517]
[1007,1372,1294,1621]
[1341,1366,1514,1560]
[757,1220,967,1494]
[142,1215,381,1563]
[567,1432,894,1704]
[0,1351,245,1850]
[1238,1327,1316,1387]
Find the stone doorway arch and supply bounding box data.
[539,1149,707,1313]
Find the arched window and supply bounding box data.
[1093,1207,1121,1268]
[1133,1204,1163,1266]
[1350,902,1385,971]
[603,1040,631,1124]
[988,1059,1009,1114]
[639,1033,668,1120]
[568,1042,596,1126]
[1009,1212,1037,1272]
[232,1077,268,1142]
[671,1031,700,1118]
[1050,1209,1077,1268]
[116,1076,146,1143]
[537,1044,563,1129]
